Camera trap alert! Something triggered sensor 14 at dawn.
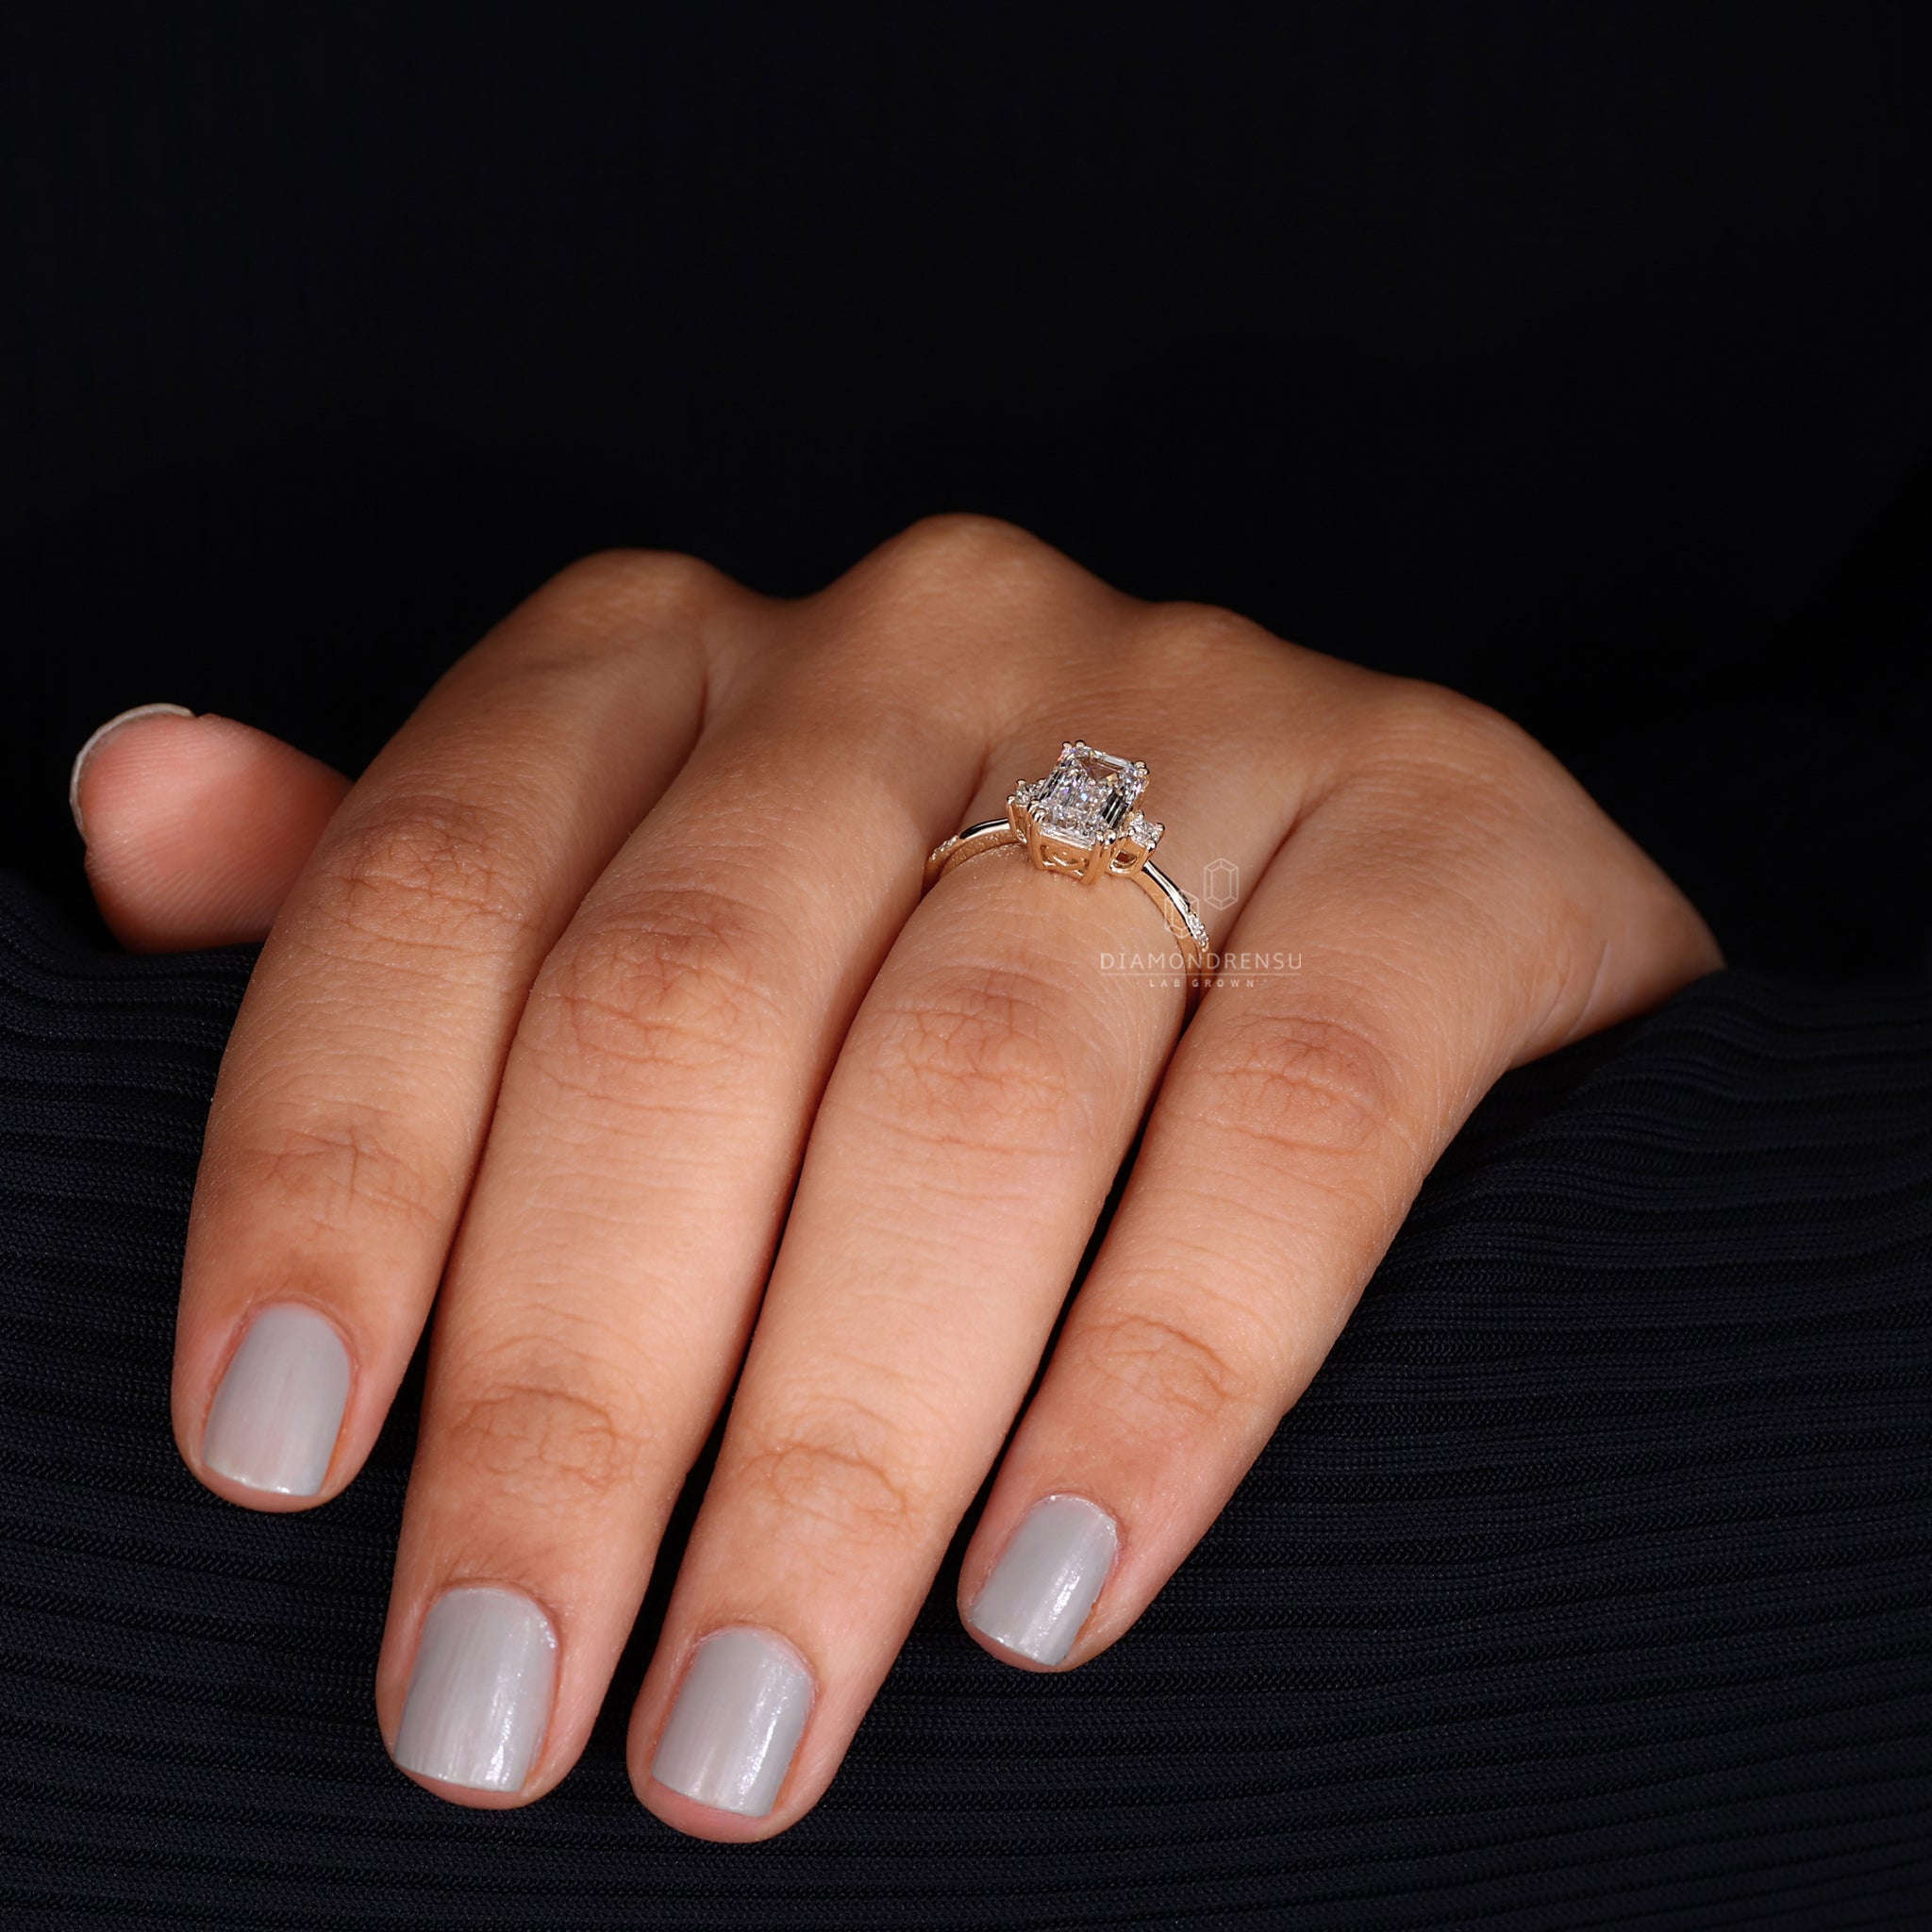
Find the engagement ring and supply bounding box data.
[924,741,1211,982]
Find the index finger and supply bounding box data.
[177,554,720,1507]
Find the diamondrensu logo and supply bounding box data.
[1202,858,1240,910]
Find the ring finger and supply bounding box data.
[626,716,1301,1838]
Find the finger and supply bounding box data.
[175,553,714,1512]
[625,714,1295,1840]
[369,524,1112,1807]
[72,708,350,950]
[958,691,1722,1674]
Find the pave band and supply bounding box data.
[923,741,1212,981]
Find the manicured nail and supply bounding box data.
[392,1587,559,1793]
[651,1626,815,1818]
[966,1493,1119,1665]
[201,1302,352,1497]
[69,702,193,837]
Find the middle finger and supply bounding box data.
[375,529,1118,1804]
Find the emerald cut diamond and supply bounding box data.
[1024,743,1149,849]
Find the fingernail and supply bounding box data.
[393,1587,559,1793]
[651,1625,815,1818]
[966,1492,1119,1665]
[69,702,194,838]
[201,1302,352,1497]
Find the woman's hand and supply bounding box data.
[72,517,1720,1838]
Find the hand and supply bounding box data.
[73,517,1720,1839]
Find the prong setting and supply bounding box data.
[1012,742,1162,881]
[927,737,1208,989]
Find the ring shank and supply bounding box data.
[922,819,1020,890]
[924,818,1209,981]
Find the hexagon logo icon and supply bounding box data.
[1202,857,1240,911]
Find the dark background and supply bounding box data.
[4,13,1931,1923]
[5,1,1929,978]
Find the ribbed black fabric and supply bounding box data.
[2,870,1926,1930]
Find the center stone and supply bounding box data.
[1031,744,1145,846]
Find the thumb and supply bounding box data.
[71,705,352,952]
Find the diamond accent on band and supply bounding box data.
[1177,891,1211,956]
[1025,742,1147,849]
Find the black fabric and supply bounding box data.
[4,871,1928,1929]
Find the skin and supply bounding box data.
[72,516,1721,1840]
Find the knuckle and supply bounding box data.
[734,1397,924,1543]
[1200,1008,1400,1163]
[437,1351,642,1504]
[1364,678,1549,787]
[475,548,726,688]
[1134,599,1277,674]
[526,879,781,1075]
[1068,1307,1258,1429]
[871,512,1056,596]
[863,959,1091,1154]
[542,546,724,626]
[226,1101,443,1236]
[306,793,548,962]
[807,517,1074,696]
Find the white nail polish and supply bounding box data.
[201,1303,352,1497]
[68,702,194,838]
[966,1493,1119,1665]
[651,1626,815,1818]
[393,1587,559,1792]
